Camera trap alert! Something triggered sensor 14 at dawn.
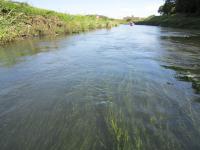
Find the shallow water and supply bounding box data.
[0,25,200,150]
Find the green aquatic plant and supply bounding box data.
[106,110,133,150]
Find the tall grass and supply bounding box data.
[0,0,119,44]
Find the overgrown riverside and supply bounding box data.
[0,0,119,45]
[136,0,200,29]
[136,15,200,29]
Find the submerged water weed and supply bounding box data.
[106,110,133,150]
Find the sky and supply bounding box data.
[16,0,164,18]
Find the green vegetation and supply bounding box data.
[136,0,200,29]
[136,14,200,29]
[158,0,200,15]
[0,0,119,45]
[123,16,144,23]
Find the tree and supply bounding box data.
[176,0,197,13]
[197,0,200,14]
[159,0,200,15]
[158,5,164,15]
[158,0,176,15]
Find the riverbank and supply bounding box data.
[136,15,200,29]
[0,0,119,45]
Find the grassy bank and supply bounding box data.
[0,0,119,45]
[136,15,200,29]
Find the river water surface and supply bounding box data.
[0,25,200,150]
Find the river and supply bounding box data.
[0,25,200,150]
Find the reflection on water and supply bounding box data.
[0,25,200,150]
[0,37,60,67]
[162,35,200,47]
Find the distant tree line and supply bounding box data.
[123,16,143,22]
[158,0,200,15]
